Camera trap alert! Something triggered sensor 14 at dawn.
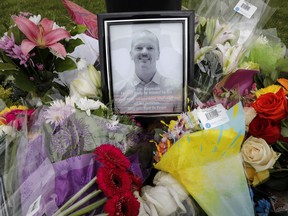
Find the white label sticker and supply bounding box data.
[234,0,257,19]
[26,195,41,216]
[196,104,229,129]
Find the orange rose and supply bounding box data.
[253,88,288,121]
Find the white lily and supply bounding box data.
[215,42,244,75]
[205,18,237,46]
[70,64,102,99]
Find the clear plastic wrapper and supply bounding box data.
[0,105,142,215]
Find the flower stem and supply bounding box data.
[52,176,97,216]
[60,189,102,216]
[68,197,107,216]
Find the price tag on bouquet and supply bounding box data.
[196,104,230,130]
[234,0,257,19]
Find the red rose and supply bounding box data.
[248,115,281,144]
[253,88,288,121]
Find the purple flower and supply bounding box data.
[51,115,92,158]
[223,69,259,96]
[0,33,30,67]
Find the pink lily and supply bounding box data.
[12,15,71,58]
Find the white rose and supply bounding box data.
[141,185,179,216]
[153,171,188,207]
[243,106,257,131]
[241,136,280,172]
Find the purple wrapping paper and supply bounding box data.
[18,130,99,216]
[53,154,99,206]
[16,111,144,215]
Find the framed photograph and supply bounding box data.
[98,11,194,116]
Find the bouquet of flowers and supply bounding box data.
[1,0,288,215]
[0,12,85,99]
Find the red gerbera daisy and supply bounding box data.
[104,192,140,216]
[129,172,142,193]
[94,144,130,170]
[97,167,131,197]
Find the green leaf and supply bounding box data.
[55,57,77,72]
[263,76,274,87]
[276,58,288,72]
[66,38,84,54]
[70,24,87,36]
[14,72,36,92]
[281,126,288,137]
[270,70,280,82]
[0,62,19,71]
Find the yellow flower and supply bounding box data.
[0,105,28,115]
[0,105,28,125]
[244,165,270,187]
[255,85,282,98]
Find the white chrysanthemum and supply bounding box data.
[76,58,87,70]
[44,99,75,126]
[75,97,106,116]
[29,14,41,25]
[65,96,78,108]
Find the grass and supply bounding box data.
[0,0,287,46]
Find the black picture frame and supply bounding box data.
[98,11,194,116]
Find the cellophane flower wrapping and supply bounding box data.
[154,102,254,216]
[190,0,275,105]
[0,104,141,215]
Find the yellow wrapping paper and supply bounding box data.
[154,102,254,216]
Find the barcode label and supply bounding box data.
[241,3,250,11]
[196,104,229,129]
[205,110,219,120]
[234,0,257,19]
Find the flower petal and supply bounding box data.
[49,42,67,58]
[12,15,38,42]
[39,18,54,32]
[44,28,70,45]
[21,39,37,55]
[223,69,259,96]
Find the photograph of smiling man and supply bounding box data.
[112,26,183,114]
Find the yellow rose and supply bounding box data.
[255,85,282,98]
[241,136,280,172]
[244,165,270,186]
